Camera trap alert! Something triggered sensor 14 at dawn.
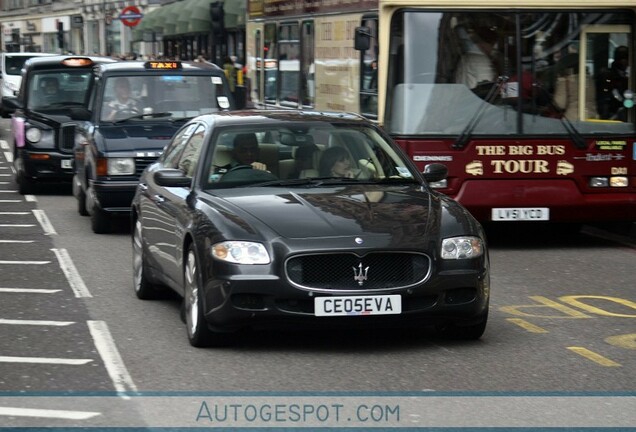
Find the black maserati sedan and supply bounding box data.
[131,110,490,347]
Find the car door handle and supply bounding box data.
[153,195,165,204]
[138,183,148,192]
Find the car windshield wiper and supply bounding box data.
[113,112,172,124]
[453,76,508,150]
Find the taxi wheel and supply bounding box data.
[77,188,88,216]
[132,219,161,299]
[183,244,232,348]
[17,173,34,195]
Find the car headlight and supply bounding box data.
[107,157,135,175]
[25,127,42,143]
[441,236,484,259]
[211,241,270,264]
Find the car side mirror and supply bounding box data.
[354,26,371,51]
[2,96,21,111]
[154,169,192,188]
[423,163,448,183]
[69,107,92,121]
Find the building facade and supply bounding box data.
[0,0,245,62]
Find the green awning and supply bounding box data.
[162,2,181,36]
[223,0,246,28]
[131,6,161,41]
[188,0,213,34]
[175,0,195,35]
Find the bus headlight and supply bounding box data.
[609,176,628,187]
[590,176,628,187]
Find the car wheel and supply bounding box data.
[16,171,35,195]
[132,219,161,299]
[183,244,231,347]
[439,311,488,340]
[75,176,88,216]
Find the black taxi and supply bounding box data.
[2,55,116,194]
[70,60,234,233]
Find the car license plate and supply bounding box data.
[315,294,401,317]
[492,207,549,221]
[61,159,72,169]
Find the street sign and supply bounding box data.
[119,5,143,27]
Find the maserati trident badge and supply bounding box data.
[353,263,369,286]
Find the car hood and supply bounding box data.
[206,184,439,242]
[97,123,178,152]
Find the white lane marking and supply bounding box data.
[0,224,35,227]
[0,356,92,365]
[0,212,29,215]
[0,406,100,420]
[51,248,92,298]
[0,288,61,293]
[0,190,17,193]
[32,209,57,235]
[88,320,138,396]
[0,182,9,185]
[0,240,35,243]
[0,260,50,265]
[0,174,12,177]
[0,200,21,203]
[0,140,8,150]
[25,194,37,202]
[3,152,13,163]
[0,319,74,326]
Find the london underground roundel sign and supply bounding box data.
[120,5,143,27]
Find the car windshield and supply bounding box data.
[203,123,418,189]
[27,70,92,110]
[100,74,227,122]
[4,55,37,76]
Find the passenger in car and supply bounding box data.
[318,146,355,178]
[289,144,319,179]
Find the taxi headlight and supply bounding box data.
[25,127,42,143]
[609,176,628,187]
[441,236,484,259]
[107,157,135,175]
[211,241,270,264]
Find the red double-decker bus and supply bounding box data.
[246,0,635,223]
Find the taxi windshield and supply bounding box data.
[27,71,92,111]
[100,74,225,122]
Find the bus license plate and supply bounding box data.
[315,295,401,317]
[492,207,549,221]
[61,159,72,169]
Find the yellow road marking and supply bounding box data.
[605,333,636,350]
[506,318,549,333]
[567,347,621,367]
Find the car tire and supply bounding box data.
[183,244,232,347]
[16,171,35,195]
[75,177,89,216]
[439,311,488,340]
[132,219,162,299]
[90,207,111,234]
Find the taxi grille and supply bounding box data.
[286,252,430,291]
[58,124,75,153]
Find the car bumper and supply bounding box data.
[200,269,490,332]
[91,179,139,213]
[17,150,74,182]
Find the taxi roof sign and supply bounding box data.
[144,61,182,70]
[61,57,94,67]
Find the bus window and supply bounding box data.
[264,23,278,105]
[279,23,300,107]
[301,20,315,107]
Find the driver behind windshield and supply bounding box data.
[215,133,268,175]
[104,77,139,121]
